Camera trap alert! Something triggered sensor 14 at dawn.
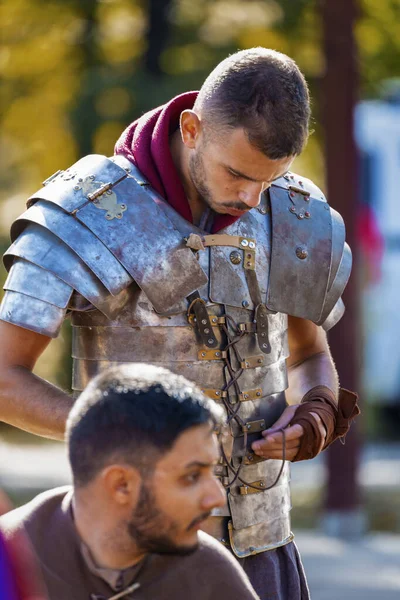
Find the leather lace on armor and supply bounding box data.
[188,293,287,494]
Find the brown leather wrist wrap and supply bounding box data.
[291,385,360,462]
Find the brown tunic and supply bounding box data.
[0,487,260,600]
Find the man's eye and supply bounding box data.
[228,170,241,179]
[184,472,201,484]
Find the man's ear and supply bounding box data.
[100,464,142,508]
[180,110,202,148]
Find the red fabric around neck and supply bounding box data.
[114,92,238,232]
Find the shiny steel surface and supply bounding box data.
[0,157,352,556]
[4,258,72,309]
[321,297,345,331]
[27,154,129,214]
[3,224,117,319]
[0,290,67,338]
[318,242,352,326]
[70,188,293,556]
[267,185,332,322]
[12,201,133,296]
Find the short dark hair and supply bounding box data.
[66,364,224,488]
[194,47,310,158]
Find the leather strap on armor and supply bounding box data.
[291,386,360,462]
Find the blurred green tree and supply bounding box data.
[1,0,399,391]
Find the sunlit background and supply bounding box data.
[1,1,400,597]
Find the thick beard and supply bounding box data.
[189,149,250,213]
[189,149,216,211]
[127,483,200,557]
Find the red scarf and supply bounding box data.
[114,92,238,232]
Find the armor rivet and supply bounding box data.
[240,239,249,247]
[201,352,206,357]
[290,175,294,179]
[262,343,268,348]
[244,394,249,399]
[245,362,250,367]
[305,211,310,218]
[246,262,251,267]
[90,175,95,180]
[299,180,303,186]
[208,339,214,344]
[212,317,218,323]
[74,185,80,191]
[256,392,261,397]
[258,358,263,364]
[120,204,126,209]
[204,328,210,334]
[289,207,296,214]
[325,204,330,211]
[106,190,113,195]
[125,167,131,173]
[216,391,221,396]
[242,300,249,308]
[117,213,122,218]
[261,332,266,337]
[290,192,295,198]
[260,482,265,487]
[221,538,226,543]
[296,247,308,260]
[230,251,242,265]
[201,319,207,325]
[305,196,310,202]
[248,241,256,249]
[297,213,305,219]
[247,424,251,430]
[215,352,221,357]
[78,178,83,182]
[259,207,267,215]
[248,454,254,461]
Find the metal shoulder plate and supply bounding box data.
[3,154,207,323]
[266,172,352,330]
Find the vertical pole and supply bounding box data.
[320,0,365,537]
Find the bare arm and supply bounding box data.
[285,315,338,405]
[0,321,73,440]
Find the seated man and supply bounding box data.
[0,365,259,600]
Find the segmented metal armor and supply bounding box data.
[0,154,351,557]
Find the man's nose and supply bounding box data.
[201,477,227,511]
[238,182,267,208]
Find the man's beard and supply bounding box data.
[189,149,215,211]
[189,149,250,213]
[127,483,210,556]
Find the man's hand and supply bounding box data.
[251,404,326,462]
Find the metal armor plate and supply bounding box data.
[267,172,352,327]
[0,157,352,558]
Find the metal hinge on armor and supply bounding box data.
[24,154,209,315]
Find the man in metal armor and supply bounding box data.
[0,48,359,599]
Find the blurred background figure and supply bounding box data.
[1,1,400,599]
